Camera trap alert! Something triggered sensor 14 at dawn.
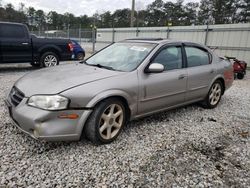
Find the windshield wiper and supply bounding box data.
[79,60,86,64]
[87,63,115,71]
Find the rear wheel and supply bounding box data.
[202,80,223,109]
[76,52,85,60]
[40,52,59,67]
[84,98,126,145]
[237,73,244,80]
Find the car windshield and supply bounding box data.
[85,42,156,72]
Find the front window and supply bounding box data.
[152,46,183,71]
[85,42,156,72]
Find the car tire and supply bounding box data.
[40,52,59,67]
[76,52,85,60]
[237,73,244,80]
[84,98,127,145]
[202,80,223,109]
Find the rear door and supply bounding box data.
[184,44,216,101]
[0,23,32,63]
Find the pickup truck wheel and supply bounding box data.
[84,98,127,145]
[40,52,59,67]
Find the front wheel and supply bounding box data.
[84,98,127,145]
[40,52,59,67]
[202,81,223,109]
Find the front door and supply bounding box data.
[138,45,188,115]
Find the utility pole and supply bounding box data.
[67,24,70,39]
[79,24,81,44]
[130,0,135,27]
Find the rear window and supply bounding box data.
[0,24,26,38]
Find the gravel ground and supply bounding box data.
[0,63,249,187]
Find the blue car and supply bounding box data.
[71,40,85,60]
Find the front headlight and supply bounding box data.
[27,95,69,110]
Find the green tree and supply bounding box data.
[212,0,238,24]
[99,11,113,28]
[237,0,250,22]
[35,10,46,29]
[198,0,214,24]
[147,0,165,26]
[79,15,92,28]
[47,11,60,29]
[183,2,199,25]
[112,9,131,27]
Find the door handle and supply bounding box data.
[178,74,187,80]
[22,42,29,45]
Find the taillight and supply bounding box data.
[68,43,74,52]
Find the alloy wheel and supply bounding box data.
[44,55,58,67]
[209,83,222,106]
[99,104,124,140]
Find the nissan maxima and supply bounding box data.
[5,39,234,144]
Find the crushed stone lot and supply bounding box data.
[0,63,249,187]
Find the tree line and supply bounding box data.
[0,0,249,31]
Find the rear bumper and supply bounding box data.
[5,98,92,142]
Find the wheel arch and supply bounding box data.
[216,77,225,95]
[78,92,135,142]
[38,45,61,60]
[209,75,225,95]
[86,90,137,120]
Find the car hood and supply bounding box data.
[15,63,124,97]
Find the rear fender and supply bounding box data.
[38,45,62,59]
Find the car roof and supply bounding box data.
[0,21,24,26]
[124,38,186,44]
[123,38,208,49]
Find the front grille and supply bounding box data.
[9,87,25,106]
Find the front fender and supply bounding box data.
[86,89,137,117]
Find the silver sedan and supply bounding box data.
[6,39,234,144]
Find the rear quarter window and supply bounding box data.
[0,24,26,38]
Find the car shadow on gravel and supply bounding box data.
[0,66,38,74]
[125,103,202,129]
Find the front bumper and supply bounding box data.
[5,98,92,141]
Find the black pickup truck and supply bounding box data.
[0,22,73,67]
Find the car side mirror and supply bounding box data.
[146,63,164,73]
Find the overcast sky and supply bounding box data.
[2,0,199,16]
